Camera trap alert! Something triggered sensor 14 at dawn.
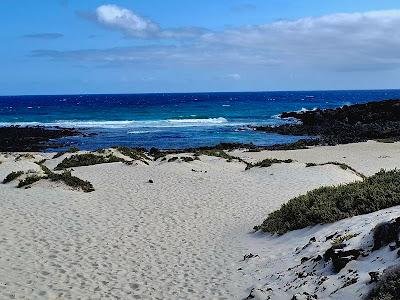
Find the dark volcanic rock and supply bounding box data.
[372,217,400,251]
[0,126,80,152]
[324,246,362,273]
[254,100,400,145]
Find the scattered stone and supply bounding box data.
[369,272,380,283]
[245,288,255,299]
[324,247,362,273]
[313,255,322,262]
[243,253,259,261]
[301,257,310,264]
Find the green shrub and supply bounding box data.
[68,147,79,153]
[331,233,357,246]
[55,153,123,170]
[53,147,80,159]
[15,154,35,161]
[246,158,293,170]
[3,171,24,183]
[305,162,317,167]
[367,265,400,300]
[96,148,106,154]
[305,161,365,178]
[257,169,400,235]
[36,159,47,165]
[39,164,94,192]
[195,149,250,166]
[114,146,149,165]
[168,156,179,162]
[17,175,41,188]
[149,147,165,160]
[55,170,94,193]
[181,156,200,162]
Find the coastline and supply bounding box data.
[1,99,400,299]
[1,140,400,299]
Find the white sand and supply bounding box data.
[0,141,399,299]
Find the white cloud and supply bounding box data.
[38,9,400,72]
[93,4,208,39]
[96,5,159,38]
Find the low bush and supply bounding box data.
[55,153,123,170]
[367,265,400,300]
[114,146,149,164]
[53,147,80,159]
[256,169,400,235]
[305,161,366,178]
[15,154,35,161]
[331,233,358,246]
[3,171,24,183]
[56,170,94,193]
[195,149,249,166]
[17,175,41,188]
[246,158,293,170]
[149,147,165,160]
[40,164,94,192]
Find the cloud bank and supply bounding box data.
[36,8,400,72]
[93,4,208,39]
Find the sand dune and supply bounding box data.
[0,141,399,299]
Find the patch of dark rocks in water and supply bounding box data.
[0,126,81,152]
[253,99,400,145]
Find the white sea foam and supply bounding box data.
[0,117,231,129]
[295,107,318,113]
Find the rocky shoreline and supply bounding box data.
[254,99,400,145]
[2,99,400,153]
[0,126,81,152]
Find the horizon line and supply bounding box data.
[1,88,400,98]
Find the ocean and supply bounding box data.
[1,89,400,150]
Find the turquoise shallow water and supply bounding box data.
[1,90,400,149]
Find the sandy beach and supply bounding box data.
[1,141,400,299]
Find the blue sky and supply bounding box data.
[1,0,400,95]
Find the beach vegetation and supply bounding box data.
[149,147,165,160]
[331,233,358,246]
[96,148,107,154]
[114,146,149,164]
[36,159,47,165]
[15,153,35,161]
[53,147,80,159]
[55,153,123,170]
[256,169,400,235]
[53,170,95,193]
[375,138,399,143]
[367,265,400,300]
[168,156,179,162]
[181,156,199,162]
[246,158,293,170]
[3,171,24,183]
[194,149,250,166]
[17,174,41,188]
[305,161,365,178]
[39,164,94,192]
[305,162,318,167]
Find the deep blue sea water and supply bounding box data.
[1,90,400,150]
